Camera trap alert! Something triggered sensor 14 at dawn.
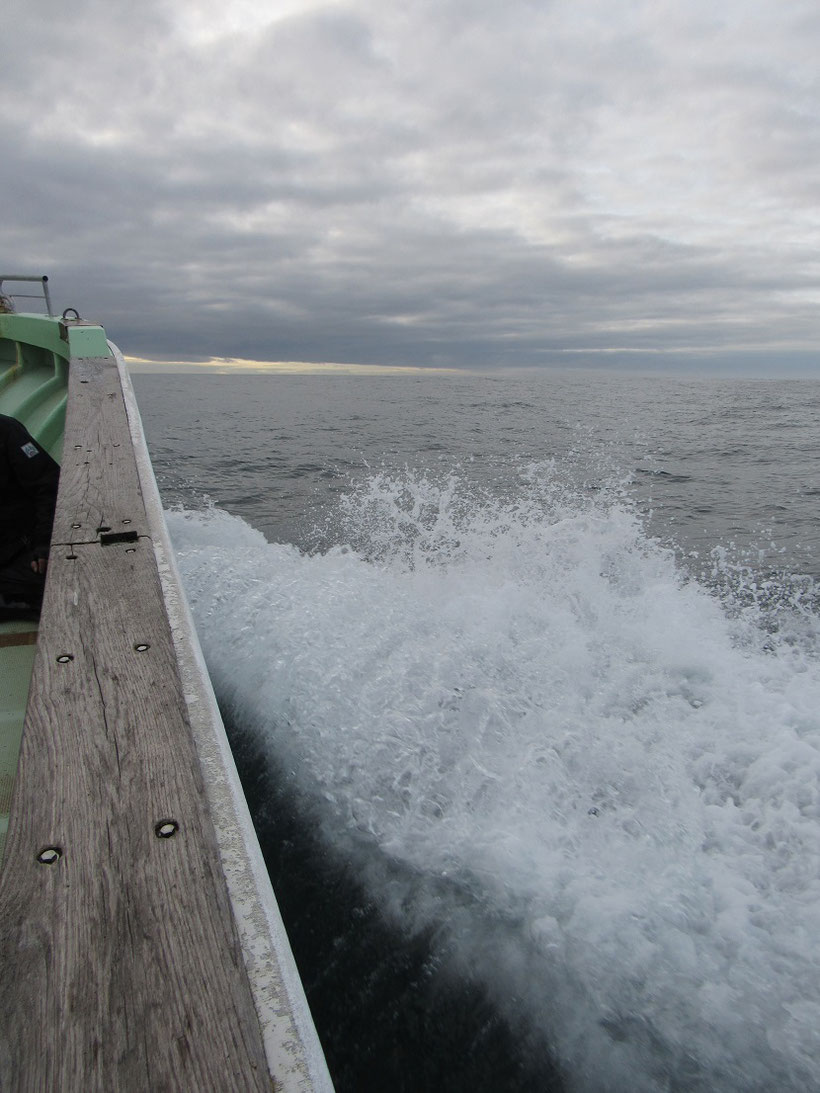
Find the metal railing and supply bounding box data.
[0,275,53,316]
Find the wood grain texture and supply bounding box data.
[0,358,274,1091]
[50,355,146,547]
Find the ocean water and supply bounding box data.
[134,369,820,1092]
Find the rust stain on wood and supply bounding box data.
[0,631,38,649]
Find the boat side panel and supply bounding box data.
[0,314,69,362]
[0,335,67,460]
[0,312,111,362]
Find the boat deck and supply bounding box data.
[0,333,331,1089]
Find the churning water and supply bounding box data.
[135,369,820,1092]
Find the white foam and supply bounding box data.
[166,468,820,1092]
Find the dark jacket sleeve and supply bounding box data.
[3,417,60,557]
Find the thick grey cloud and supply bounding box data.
[4,0,820,371]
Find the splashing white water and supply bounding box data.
[167,467,820,1093]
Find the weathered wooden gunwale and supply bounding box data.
[0,354,277,1090]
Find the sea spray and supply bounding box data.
[166,465,820,1092]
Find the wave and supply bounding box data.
[166,463,820,1093]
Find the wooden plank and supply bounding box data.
[51,355,146,546]
[0,358,274,1091]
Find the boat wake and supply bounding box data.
[166,463,820,1093]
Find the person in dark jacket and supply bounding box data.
[0,414,60,617]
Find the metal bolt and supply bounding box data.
[134,643,150,652]
[56,654,74,663]
[37,847,62,864]
[155,820,178,839]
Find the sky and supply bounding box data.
[4,0,820,373]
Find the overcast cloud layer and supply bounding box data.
[4,0,820,371]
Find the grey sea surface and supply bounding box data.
[134,368,820,1093]
[134,368,820,579]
